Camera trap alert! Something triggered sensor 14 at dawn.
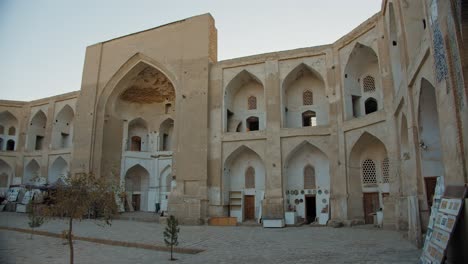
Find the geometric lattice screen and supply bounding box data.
[363,75,376,93]
[382,157,390,183]
[362,159,377,184]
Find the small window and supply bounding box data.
[35,136,44,150]
[162,134,169,151]
[304,165,316,189]
[61,132,70,148]
[130,136,141,151]
[246,116,259,131]
[245,166,255,188]
[6,140,15,151]
[0,126,4,135]
[382,158,390,183]
[165,103,172,114]
[362,76,376,93]
[248,96,257,110]
[303,90,313,105]
[364,98,378,114]
[302,111,317,127]
[362,159,377,185]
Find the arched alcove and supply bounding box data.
[388,2,403,91]
[400,114,409,157]
[100,60,176,178]
[27,110,47,151]
[52,105,74,149]
[284,141,330,222]
[400,0,426,58]
[128,118,149,152]
[49,156,68,184]
[224,70,265,132]
[0,159,12,188]
[125,164,150,211]
[344,43,383,119]
[159,165,173,212]
[282,63,328,128]
[418,79,444,178]
[24,159,41,184]
[0,111,18,152]
[348,132,389,224]
[223,146,265,222]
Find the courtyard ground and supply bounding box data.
[0,212,420,264]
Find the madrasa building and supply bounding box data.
[1,0,467,246]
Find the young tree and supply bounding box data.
[44,173,118,264]
[27,197,44,239]
[164,215,180,261]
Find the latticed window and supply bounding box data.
[362,159,377,185]
[248,96,257,110]
[303,90,313,105]
[245,166,255,188]
[382,157,390,183]
[363,75,376,93]
[304,165,316,189]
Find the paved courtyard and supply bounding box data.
[0,212,420,263]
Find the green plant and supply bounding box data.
[164,215,180,261]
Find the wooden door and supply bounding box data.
[363,192,380,224]
[132,194,141,211]
[424,177,438,208]
[244,195,255,220]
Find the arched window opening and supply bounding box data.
[0,139,3,150]
[362,76,376,93]
[162,134,169,151]
[246,116,259,131]
[6,140,15,151]
[35,136,44,150]
[304,165,316,189]
[245,166,255,188]
[364,98,378,114]
[302,111,317,127]
[303,90,313,105]
[382,158,390,183]
[0,126,4,134]
[362,159,377,185]
[248,96,257,110]
[159,118,174,151]
[130,136,142,151]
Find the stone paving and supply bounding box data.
[0,212,420,264]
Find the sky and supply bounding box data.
[0,0,382,101]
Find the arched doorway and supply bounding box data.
[125,164,150,211]
[284,142,330,224]
[127,118,148,152]
[348,132,389,224]
[223,146,265,222]
[27,110,47,151]
[159,165,172,212]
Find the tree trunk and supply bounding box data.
[69,218,74,264]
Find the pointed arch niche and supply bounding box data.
[52,105,74,149]
[100,60,176,177]
[343,43,383,119]
[0,111,18,151]
[24,159,41,184]
[0,159,13,188]
[348,132,389,224]
[27,110,47,151]
[223,146,265,222]
[283,142,330,221]
[49,156,69,184]
[282,63,328,128]
[418,79,444,178]
[224,70,265,132]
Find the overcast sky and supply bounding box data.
[0,0,382,101]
